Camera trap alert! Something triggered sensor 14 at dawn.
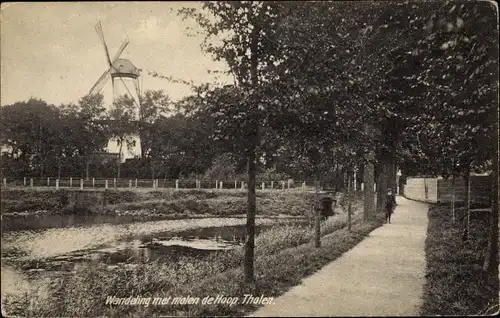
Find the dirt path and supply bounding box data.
[250,197,429,317]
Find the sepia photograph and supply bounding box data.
[1,1,499,316]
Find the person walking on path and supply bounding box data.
[249,197,428,317]
[385,188,397,223]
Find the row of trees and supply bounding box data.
[1,91,355,183]
[0,92,218,180]
[175,0,497,286]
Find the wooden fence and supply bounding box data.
[403,175,493,205]
[0,177,323,191]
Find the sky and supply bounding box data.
[0,2,231,107]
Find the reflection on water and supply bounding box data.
[3,217,301,260]
[15,223,306,272]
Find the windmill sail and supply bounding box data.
[95,22,112,67]
[89,69,111,96]
[88,39,129,95]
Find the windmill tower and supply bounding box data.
[89,21,142,161]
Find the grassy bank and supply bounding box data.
[2,208,381,317]
[1,189,316,217]
[421,205,498,315]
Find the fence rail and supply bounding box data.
[0,177,328,191]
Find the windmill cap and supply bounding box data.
[110,58,140,78]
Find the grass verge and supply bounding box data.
[421,204,499,315]
[2,208,380,317]
[1,189,316,218]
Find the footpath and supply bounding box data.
[250,196,429,317]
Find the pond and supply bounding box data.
[16,223,301,271]
[1,216,308,298]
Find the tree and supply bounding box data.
[203,153,238,181]
[138,89,171,159]
[149,113,215,179]
[407,1,498,291]
[180,1,284,283]
[107,94,138,179]
[0,98,60,177]
[181,0,498,292]
[1,96,109,178]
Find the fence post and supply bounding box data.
[47,177,50,187]
[113,178,117,189]
[129,180,132,188]
[288,179,291,189]
[156,179,159,189]
[80,179,83,190]
[92,178,95,188]
[56,179,60,190]
[70,177,73,187]
[241,182,245,190]
[23,177,27,187]
[262,182,265,190]
[302,182,306,191]
[175,179,179,190]
[271,181,274,189]
[105,180,108,189]
[353,170,357,192]
[152,179,155,189]
[135,179,138,188]
[235,180,237,189]
[215,180,218,189]
[30,178,34,188]
[2,178,6,188]
[282,181,285,190]
[220,181,223,189]
[361,183,364,191]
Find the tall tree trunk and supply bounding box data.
[376,152,390,215]
[86,159,90,181]
[117,138,123,180]
[363,124,375,222]
[484,100,499,283]
[151,157,156,181]
[139,125,145,159]
[357,165,363,191]
[451,174,456,225]
[489,125,499,282]
[244,19,259,284]
[387,153,397,192]
[463,166,471,241]
[57,157,62,179]
[245,140,257,283]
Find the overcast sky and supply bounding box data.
[1,2,231,107]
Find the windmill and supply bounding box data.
[89,21,142,160]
